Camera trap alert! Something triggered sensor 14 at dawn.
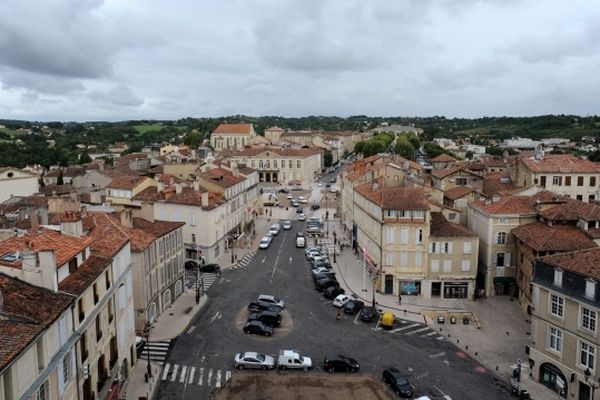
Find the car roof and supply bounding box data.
[240,351,260,358]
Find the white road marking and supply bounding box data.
[215,370,222,388]
[209,311,222,324]
[390,323,421,333]
[179,366,188,383]
[161,363,171,381]
[353,313,361,324]
[405,327,431,335]
[188,367,196,384]
[424,331,438,337]
[207,369,213,386]
[170,364,179,382]
[187,325,196,334]
[225,371,232,382]
[429,352,446,358]
[198,368,204,386]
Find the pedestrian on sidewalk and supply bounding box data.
[398,293,402,305]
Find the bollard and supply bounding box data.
[466,345,469,350]
[457,339,459,344]
[495,366,499,371]
[475,352,478,356]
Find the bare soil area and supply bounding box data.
[214,372,395,400]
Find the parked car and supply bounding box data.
[286,193,293,200]
[282,220,292,230]
[360,306,378,322]
[344,299,364,315]
[380,312,395,329]
[247,302,282,314]
[311,203,320,210]
[258,294,285,308]
[234,352,275,370]
[323,355,360,373]
[297,196,308,204]
[313,272,336,282]
[296,206,304,213]
[184,260,199,270]
[243,320,274,336]
[269,224,281,236]
[298,213,306,221]
[279,188,289,194]
[382,367,414,397]
[305,247,320,256]
[248,310,281,327]
[323,286,345,300]
[314,277,339,291]
[199,263,221,274]
[277,350,312,371]
[259,236,272,249]
[291,201,300,207]
[332,294,351,308]
[312,259,331,269]
[312,266,333,276]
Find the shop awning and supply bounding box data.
[493,276,516,284]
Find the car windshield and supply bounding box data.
[395,375,409,385]
[256,354,265,362]
[260,239,269,244]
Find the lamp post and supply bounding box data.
[326,196,330,236]
[333,231,337,263]
[143,321,153,379]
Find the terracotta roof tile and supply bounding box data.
[512,221,597,252]
[0,273,74,371]
[132,218,184,238]
[474,191,561,215]
[521,154,600,174]
[432,166,482,179]
[132,186,162,202]
[482,173,518,197]
[539,199,600,222]
[212,123,253,135]
[538,248,600,281]
[431,154,457,162]
[200,167,245,188]
[430,212,477,237]
[57,254,112,295]
[354,178,429,211]
[0,228,93,268]
[107,175,150,190]
[39,184,75,196]
[162,187,224,209]
[444,186,474,200]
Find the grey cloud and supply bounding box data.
[0,68,85,94]
[88,85,144,107]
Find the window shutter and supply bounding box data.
[437,242,441,254]
[415,253,423,267]
[429,243,433,253]
[493,253,498,266]
[448,243,453,254]
[505,252,512,266]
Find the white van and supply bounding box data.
[296,232,306,248]
[277,350,312,370]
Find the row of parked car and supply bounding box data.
[243,294,285,337]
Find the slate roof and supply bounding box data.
[512,222,598,252]
[0,273,74,372]
[538,248,600,281]
[430,212,477,237]
[354,178,429,211]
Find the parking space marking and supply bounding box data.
[198,368,204,385]
[390,323,421,333]
[424,331,438,337]
[207,369,213,386]
[353,313,361,324]
[215,370,222,388]
[405,327,431,335]
[161,363,171,381]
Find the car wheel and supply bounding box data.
[281,365,287,370]
[238,365,244,370]
[265,332,271,336]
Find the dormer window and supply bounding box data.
[554,269,563,287]
[69,258,78,274]
[586,280,597,300]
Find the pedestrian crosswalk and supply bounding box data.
[161,363,232,388]
[138,340,172,365]
[232,251,256,269]
[386,320,445,340]
[190,273,220,292]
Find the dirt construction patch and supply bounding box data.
[214,372,395,400]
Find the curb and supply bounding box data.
[151,294,211,342]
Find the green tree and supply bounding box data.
[354,141,365,154]
[79,151,92,164]
[423,142,445,158]
[323,150,333,167]
[395,136,415,160]
[184,130,204,148]
[57,171,64,185]
[588,150,600,162]
[465,150,474,160]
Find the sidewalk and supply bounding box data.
[323,217,561,400]
[123,290,209,399]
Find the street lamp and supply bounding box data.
[143,321,154,379]
[325,196,330,236]
[333,231,337,263]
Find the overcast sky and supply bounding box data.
[0,0,599,121]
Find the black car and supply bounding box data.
[313,271,336,282]
[311,203,320,210]
[360,306,378,322]
[247,302,281,314]
[248,310,282,327]
[312,260,332,269]
[344,300,364,315]
[323,355,360,373]
[296,207,303,213]
[184,260,199,270]
[243,320,274,336]
[382,367,414,398]
[278,188,289,193]
[323,286,345,300]
[314,277,339,291]
[199,263,221,274]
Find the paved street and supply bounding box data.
[155,215,513,400]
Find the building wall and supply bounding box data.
[0,169,40,202]
[427,236,478,300]
[530,284,600,399]
[72,171,113,192]
[433,171,483,192]
[211,133,252,150]
[162,163,200,180]
[230,153,322,185]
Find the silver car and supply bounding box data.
[234,352,275,370]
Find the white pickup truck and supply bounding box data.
[277,350,312,370]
